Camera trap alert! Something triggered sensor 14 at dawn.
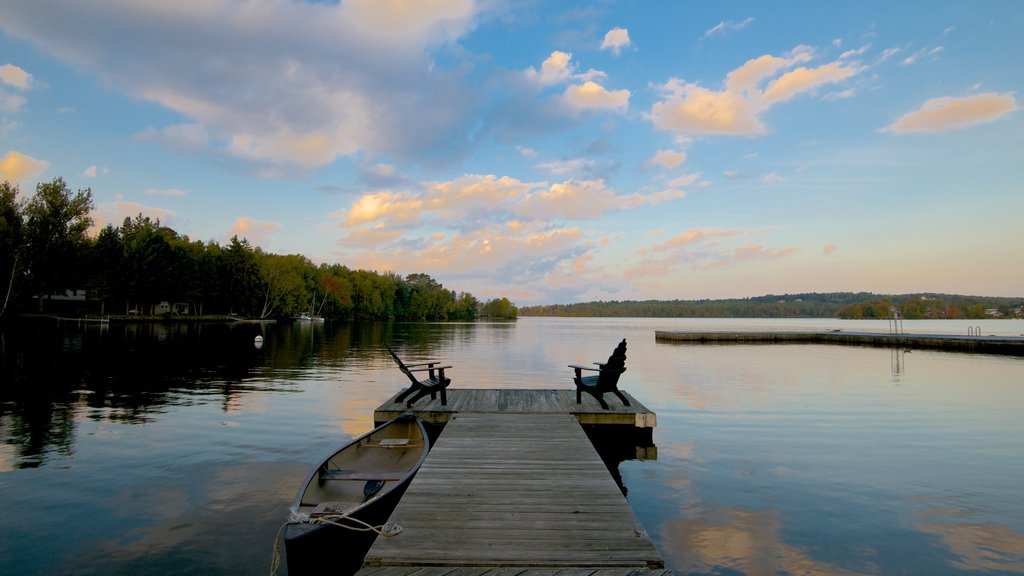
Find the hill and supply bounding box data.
[518,293,1024,319]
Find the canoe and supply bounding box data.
[283,413,429,575]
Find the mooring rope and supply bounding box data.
[269,514,403,575]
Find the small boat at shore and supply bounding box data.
[283,413,429,575]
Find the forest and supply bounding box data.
[520,292,1023,320]
[1,178,518,321]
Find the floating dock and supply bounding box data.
[654,330,1024,355]
[355,390,666,576]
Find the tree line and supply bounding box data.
[520,292,1023,319]
[1,177,518,321]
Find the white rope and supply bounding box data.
[269,515,403,575]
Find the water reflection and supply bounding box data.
[1,317,1023,575]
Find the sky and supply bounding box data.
[1,1,1021,305]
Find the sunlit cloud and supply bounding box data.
[0,150,48,184]
[649,46,860,136]
[525,51,576,86]
[628,228,796,276]
[884,93,1017,133]
[0,64,34,112]
[0,64,33,89]
[648,149,687,170]
[823,243,839,255]
[229,216,281,247]
[82,165,110,178]
[562,81,630,112]
[600,27,631,55]
[89,201,175,235]
[703,17,755,39]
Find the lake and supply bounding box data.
[1,317,1023,575]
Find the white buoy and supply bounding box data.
[254,335,264,349]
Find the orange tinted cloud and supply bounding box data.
[885,93,1017,133]
[0,150,48,184]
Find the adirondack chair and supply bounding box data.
[386,345,452,407]
[569,338,630,410]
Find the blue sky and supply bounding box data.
[1,1,1021,305]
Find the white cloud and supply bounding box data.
[0,150,48,184]
[89,201,174,235]
[600,28,631,55]
[0,0,482,172]
[703,17,755,39]
[884,93,1017,134]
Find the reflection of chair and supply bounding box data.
[569,339,630,410]
[386,345,451,407]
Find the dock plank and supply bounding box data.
[363,413,662,570]
[374,389,656,429]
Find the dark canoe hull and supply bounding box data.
[284,413,429,576]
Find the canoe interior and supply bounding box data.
[293,416,428,518]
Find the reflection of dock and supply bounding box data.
[655,330,1024,356]
[360,391,665,575]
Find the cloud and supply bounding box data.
[648,150,687,170]
[229,217,281,247]
[0,0,482,172]
[600,28,631,55]
[628,228,796,276]
[562,81,630,112]
[0,150,48,184]
[884,93,1017,133]
[536,157,599,178]
[82,165,110,178]
[762,62,860,103]
[760,171,784,184]
[89,201,175,235]
[650,81,766,135]
[0,64,33,89]
[649,47,861,137]
[703,17,755,39]
[145,187,188,197]
[823,243,839,255]
[525,51,576,86]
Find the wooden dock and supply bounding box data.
[374,389,658,430]
[359,412,664,573]
[655,330,1024,355]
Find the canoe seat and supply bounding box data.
[318,468,407,482]
[361,438,411,448]
[569,338,630,410]
[386,345,452,407]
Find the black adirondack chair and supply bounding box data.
[569,338,630,410]
[386,345,452,407]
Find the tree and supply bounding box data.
[482,297,518,319]
[0,181,25,318]
[256,252,312,319]
[22,178,93,310]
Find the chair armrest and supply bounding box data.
[568,364,599,371]
[407,365,453,372]
[404,360,442,368]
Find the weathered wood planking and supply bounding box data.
[375,390,656,429]
[362,413,664,570]
[357,569,675,576]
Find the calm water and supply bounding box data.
[1,317,1023,575]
